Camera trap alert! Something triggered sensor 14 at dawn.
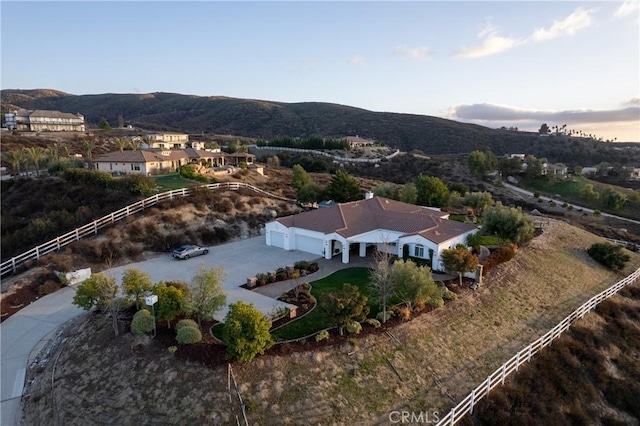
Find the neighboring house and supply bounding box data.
[542,163,568,176]
[509,154,526,160]
[94,148,253,174]
[265,195,478,268]
[94,150,188,175]
[346,135,376,149]
[146,132,190,149]
[225,152,255,166]
[628,167,640,180]
[5,109,85,132]
[580,167,598,176]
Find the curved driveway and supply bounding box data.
[1,236,321,426]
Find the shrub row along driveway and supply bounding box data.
[0,236,319,426]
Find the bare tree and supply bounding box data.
[108,297,131,337]
[369,244,395,323]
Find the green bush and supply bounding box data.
[428,298,445,308]
[176,326,203,345]
[346,321,362,334]
[175,319,199,332]
[365,318,381,328]
[587,243,630,271]
[376,311,394,322]
[308,262,320,273]
[315,330,330,342]
[294,260,309,270]
[131,309,154,334]
[442,289,457,301]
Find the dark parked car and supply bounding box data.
[172,244,209,260]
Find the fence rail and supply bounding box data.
[0,182,296,277]
[436,267,640,426]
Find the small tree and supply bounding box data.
[369,246,395,323]
[440,244,479,286]
[185,265,227,327]
[602,188,627,209]
[400,182,418,204]
[72,273,118,312]
[390,260,442,311]
[318,283,369,335]
[109,297,132,337]
[482,203,534,243]
[99,117,111,131]
[122,267,153,309]
[587,243,630,271]
[222,301,274,362]
[292,164,313,189]
[325,170,362,202]
[153,281,188,328]
[415,174,449,207]
[131,309,155,334]
[373,184,398,200]
[463,191,493,214]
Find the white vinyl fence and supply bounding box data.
[1,182,295,276]
[436,267,640,426]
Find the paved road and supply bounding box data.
[0,236,321,426]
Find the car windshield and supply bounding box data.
[175,246,191,252]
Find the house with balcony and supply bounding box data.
[5,109,85,132]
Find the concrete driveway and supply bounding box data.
[105,236,321,320]
[0,236,321,425]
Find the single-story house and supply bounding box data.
[265,195,479,269]
[94,150,189,174]
[346,135,376,148]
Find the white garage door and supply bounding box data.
[295,235,324,256]
[270,231,285,249]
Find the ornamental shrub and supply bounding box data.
[176,326,202,345]
[346,321,362,334]
[131,309,154,334]
[315,330,330,342]
[365,318,381,328]
[175,319,199,332]
[587,243,630,271]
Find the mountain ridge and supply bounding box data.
[1,88,525,154]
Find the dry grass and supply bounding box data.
[231,220,640,424]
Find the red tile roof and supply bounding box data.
[276,197,477,243]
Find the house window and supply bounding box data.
[414,244,424,258]
[131,164,140,171]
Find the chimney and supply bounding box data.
[364,191,374,200]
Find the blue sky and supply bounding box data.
[2,1,639,141]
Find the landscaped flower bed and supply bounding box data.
[242,260,319,289]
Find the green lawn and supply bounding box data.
[476,235,503,246]
[271,267,378,341]
[152,173,192,191]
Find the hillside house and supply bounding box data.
[5,109,85,132]
[346,136,376,149]
[144,133,190,149]
[94,148,251,174]
[265,195,478,268]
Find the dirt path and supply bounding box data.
[19,220,640,425]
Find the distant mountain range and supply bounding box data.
[1,89,546,154]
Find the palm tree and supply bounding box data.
[48,142,61,163]
[82,140,96,168]
[3,149,24,175]
[25,146,46,177]
[114,137,129,153]
[61,142,72,157]
[140,135,154,149]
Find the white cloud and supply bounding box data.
[530,8,595,42]
[614,0,640,18]
[454,23,521,58]
[350,54,364,66]
[393,45,430,60]
[625,97,640,106]
[448,102,640,124]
